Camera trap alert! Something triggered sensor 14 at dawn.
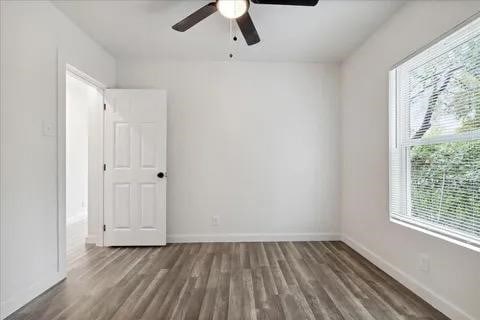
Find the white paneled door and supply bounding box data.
[104,89,167,246]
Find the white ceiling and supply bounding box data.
[53,0,405,62]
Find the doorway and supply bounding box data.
[65,69,104,261]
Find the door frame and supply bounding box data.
[57,52,106,276]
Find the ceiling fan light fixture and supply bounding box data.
[217,0,249,19]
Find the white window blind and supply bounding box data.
[389,16,480,249]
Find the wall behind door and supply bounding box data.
[117,60,341,242]
[66,73,104,243]
[66,74,89,225]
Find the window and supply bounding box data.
[389,16,480,250]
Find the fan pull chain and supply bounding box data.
[229,19,234,59]
[228,19,238,59]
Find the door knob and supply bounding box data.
[157,172,165,178]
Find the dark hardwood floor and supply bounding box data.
[7,242,448,320]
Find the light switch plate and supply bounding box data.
[42,120,56,136]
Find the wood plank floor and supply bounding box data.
[7,242,448,320]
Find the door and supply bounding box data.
[104,89,167,246]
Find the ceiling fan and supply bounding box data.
[172,0,319,46]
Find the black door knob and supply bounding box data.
[157,172,165,178]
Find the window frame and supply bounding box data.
[388,13,480,253]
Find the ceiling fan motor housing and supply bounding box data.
[216,0,250,19]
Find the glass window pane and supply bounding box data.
[409,140,480,239]
[407,35,480,140]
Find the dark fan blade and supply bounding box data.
[172,2,217,32]
[251,0,319,5]
[236,12,260,46]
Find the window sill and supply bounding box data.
[390,216,480,253]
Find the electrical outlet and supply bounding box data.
[418,254,430,273]
[212,215,219,227]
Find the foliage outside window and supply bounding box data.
[389,16,480,249]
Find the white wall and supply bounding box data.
[117,60,341,242]
[66,74,89,225]
[0,1,115,318]
[340,2,480,320]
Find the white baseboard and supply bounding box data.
[85,234,97,244]
[167,232,341,243]
[1,271,65,320]
[342,235,474,320]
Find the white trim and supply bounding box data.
[57,49,67,277]
[390,217,480,253]
[98,90,105,248]
[57,51,107,279]
[65,67,106,248]
[0,1,7,317]
[404,130,480,147]
[67,65,105,90]
[0,272,65,319]
[85,235,97,244]
[167,232,341,243]
[342,234,475,320]
[57,55,106,250]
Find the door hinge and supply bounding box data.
[104,164,106,171]
[103,224,106,232]
[103,103,106,111]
